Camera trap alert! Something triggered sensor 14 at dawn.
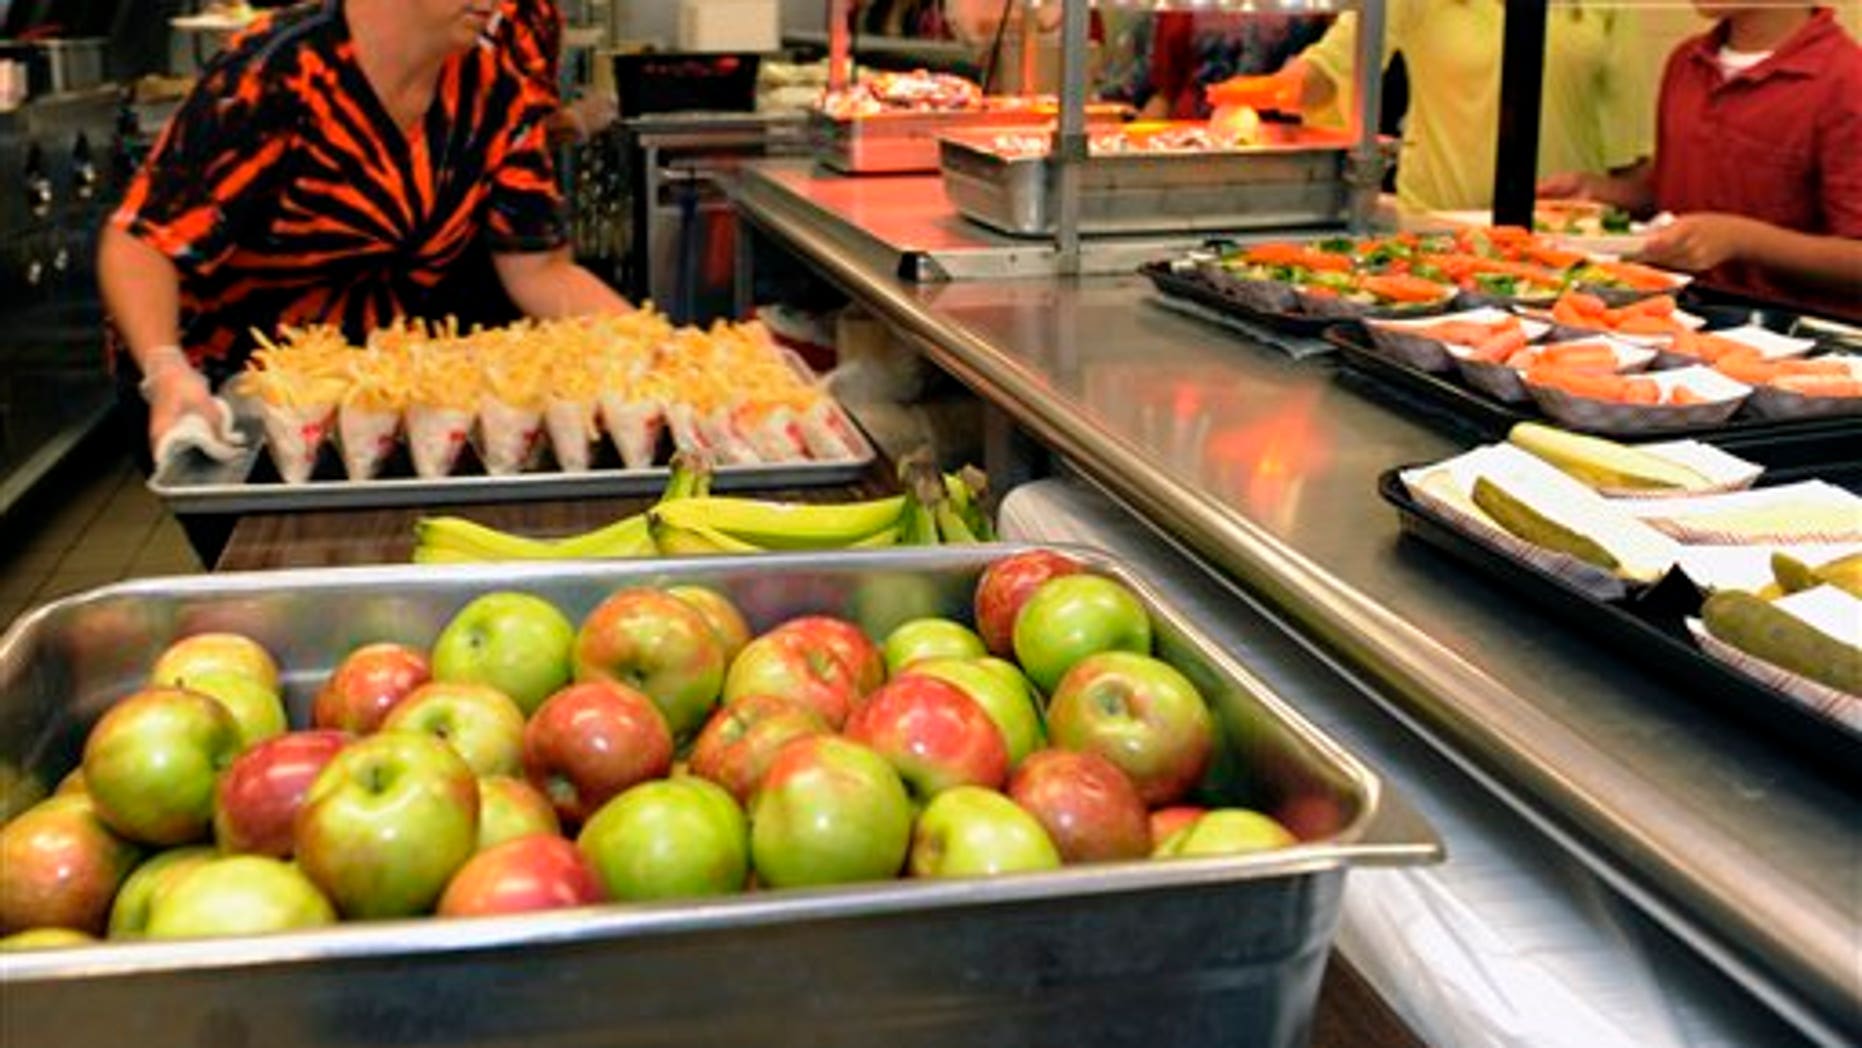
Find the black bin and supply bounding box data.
[612,52,762,117]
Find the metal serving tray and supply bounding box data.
[809,105,1129,175]
[147,414,879,515]
[939,127,1355,238]
[0,547,1438,1048]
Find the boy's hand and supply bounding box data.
[1637,213,1754,272]
[1536,172,1599,200]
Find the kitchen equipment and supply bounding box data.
[0,545,1438,1048]
[811,102,1131,175]
[939,125,1361,238]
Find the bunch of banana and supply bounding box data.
[647,454,995,554]
[410,453,996,562]
[411,457,710,563]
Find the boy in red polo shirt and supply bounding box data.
[1544,5,1861,319]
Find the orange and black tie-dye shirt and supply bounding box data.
[500,0,564,106]
[114,0,566,368]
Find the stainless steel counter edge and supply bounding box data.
[731,168,1859,1043]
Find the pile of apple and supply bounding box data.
[0,550,1301,950]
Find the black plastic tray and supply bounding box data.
[1140,261,1358,338]
[1378,468,1862,777]
[1329,326,1862,477]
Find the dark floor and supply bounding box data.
[0,451,202,630]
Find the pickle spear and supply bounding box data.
[1507,422,1711,492]
[1702,591,1862,695]
[1472,477,1621,572]
[1770,552,1823,596]
[1811,552,1862,600]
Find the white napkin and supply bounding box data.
[154,398,247,466]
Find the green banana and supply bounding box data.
[552,514,653,558]
[849,525,903,548]
[651,495,908,550]
[649,513,764,556]
[933,502,977,544]
[955,465,995,541]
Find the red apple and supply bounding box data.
[689,694,829,804]
[844,674,1009,801]
[766,616,885,695]
[1149,806,1206,850]
[313,643,430,734]
[668,585,753,664]
[0,795,139,935]
[381,682,528,778]
[910,657,1045,769]
[1007,749,1150,864]
[1012,575,1153,695]
[1046,652,1213,806]
[82,687,242,846]
[749,736,913,889]
[722,632,862,729]
[975,550,1084,658]
[296,732,481,919]
[438,835,606,917]
[573,588,727,741]
[150,632,280,694]
[213,730,349,858]
[522,681,674,827]
[476,776,561,851]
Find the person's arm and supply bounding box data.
[493,248,633,318]
[1638,215,1862,298]
[97,224,220,447]
[1538,161,1656,216]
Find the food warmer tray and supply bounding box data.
[1377,470,1862,776]
[938,126,1358,238]
[1325,326,1862,477]
[808,105,1130,175]
[0,546,1438,1048]
[147,414,880,516]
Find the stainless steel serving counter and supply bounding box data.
[731,161,1861,1044]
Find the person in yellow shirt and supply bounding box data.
[1232,0,1654,213]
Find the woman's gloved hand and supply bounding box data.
[140,346,226,459]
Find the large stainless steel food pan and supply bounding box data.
[811,106,1128,174]
[939,129,1355,238]
[0,546,1438,1048]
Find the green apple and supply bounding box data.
[82,687,242,846]
[749,736,912,889]
[909,657,1045,768]
[882,618,986,675]
[578,777,748,901]
[0,928,96,951]
[183,671,287,751]
[145,856,336,939]
[432,592,576,716]
[382,682,528,778]
[296,733,480,919]
[150,632,281,694]
[1047,652,1214,807]
[476,776,561,851]
[1012,576,1152,694]
[1154,809,1297,859]
[909,786,1061,878]
[108,845,216,938]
